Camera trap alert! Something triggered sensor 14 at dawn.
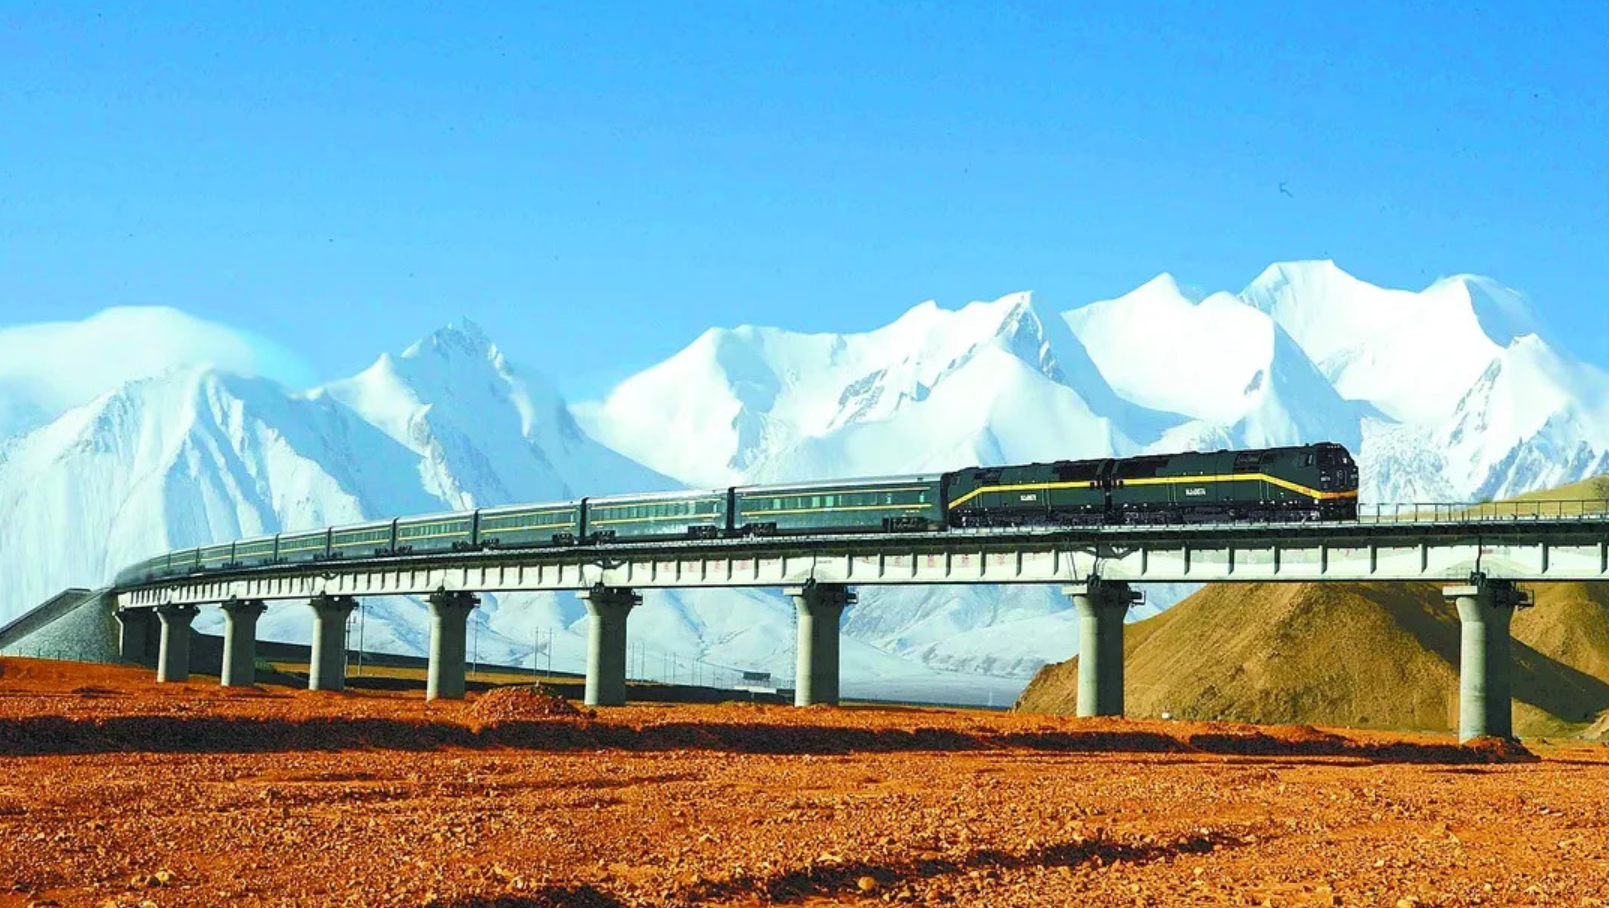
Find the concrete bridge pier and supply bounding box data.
[426,590,479,701]
[153,604,199,683]
[1063,579,1142,718]
[1445,576,1525,742]
[580,586,641,706]
[116,608,158,665]
[219,598,268,688]
[787,582,855,707]
[307,595,358,692]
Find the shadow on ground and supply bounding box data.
[428,829,1256,908]
[0,713,1533,764]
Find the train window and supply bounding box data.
[1304,453,1314,466]
[824,495,835,507]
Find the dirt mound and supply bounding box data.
[1515,582,1609,691]
[471,684,590,723]
[1017,581,1609,738]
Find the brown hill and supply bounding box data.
[1017,581,1609,737]
[1017,472,1609,738]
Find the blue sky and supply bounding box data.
[1,1,1605,395]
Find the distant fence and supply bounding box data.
[1355,499,1609,524]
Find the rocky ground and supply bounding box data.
[0,658,1605,908]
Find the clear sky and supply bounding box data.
[1,1,1605,396]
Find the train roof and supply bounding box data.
[584,487,731,504]
[395,509,477,523]
[478,500,581,514]
[734,474,944,494]
[328,518,396,534]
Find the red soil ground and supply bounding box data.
[0,658,1604,907]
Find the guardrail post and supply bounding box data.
[220,598,268,687]
[308,595,358,692]
[786,581,855,707]
[1063,579,1142,717]
[1443,575,1527,742]
[426,590,479,701]
[153,604,199,683]
[579,586,641,706]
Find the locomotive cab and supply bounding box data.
[1315,444,1359,491]
[1313,444,1360,519]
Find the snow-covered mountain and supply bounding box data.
[323,320,672,508]
[575,292,1168,488]
[2,260,1605,700]
[1063,273,1375,456]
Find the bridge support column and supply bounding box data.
[220,598,268,688]
[1445,576,1525,742]
[1063,579,1141,718]
[427,591,479,701]
[580,586,640,707]
[307,595,358,692]
[787,582,854,707]
[153,604,199,683]
[116,608,157,666]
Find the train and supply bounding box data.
[116,443,1359,584]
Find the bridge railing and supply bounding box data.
[1106,499,1609,529]
[1354,499,1609,525]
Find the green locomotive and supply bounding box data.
[946,442,1359,525]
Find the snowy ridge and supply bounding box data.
[1,260,1606,700]
[324,320,673,507]
[576,291,1166,488]
[1236,262,1534,426]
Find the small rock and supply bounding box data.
[858,876,879,892]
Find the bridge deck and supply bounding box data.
[115,515,1609,607]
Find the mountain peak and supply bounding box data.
[1427,274,1539,348]
[1247,258,1349,282]
[1132,272,1188,302]
[403,318,498,363]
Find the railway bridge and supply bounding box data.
[14,505,1606,741]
